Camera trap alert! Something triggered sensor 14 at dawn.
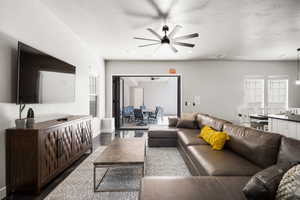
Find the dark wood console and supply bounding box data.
[6,115,93,194]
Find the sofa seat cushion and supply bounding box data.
[148,128,178,138]
[140,176,250,200]
[188,145,262,176]
[178,128,208,146]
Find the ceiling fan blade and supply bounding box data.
[169,44,178,53]
[148,0,164,16]
[134,37,160,42]
[166,0,179,15]
[131,18,161,29]
[153,44,162,54]
[173,42,195,47]
[138,43,160,47]
[173,33,199,41]
[168,25,182,38]
[147,28,162,40]
[124,10,158,19]
[181,0,209,13]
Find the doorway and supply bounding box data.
[112,75,181,130]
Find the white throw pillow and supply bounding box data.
[276,164,300,200]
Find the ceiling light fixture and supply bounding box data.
[296,48,300,85]
[134,25,199,53]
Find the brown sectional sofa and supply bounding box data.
[141,113,300,200]
[140,176,250,200]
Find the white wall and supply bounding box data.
[106,60,300,123]
[122,79,131,107]
[90,59,106,137]
[139,80,177,115]
[129,87,135,107]
[131,87,143,108]
[0,0,105,193]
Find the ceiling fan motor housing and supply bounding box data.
[161,36,170,44]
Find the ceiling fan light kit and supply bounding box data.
[134,25,199,53]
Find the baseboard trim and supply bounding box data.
[0,186,6,200]
[92,131,101,138]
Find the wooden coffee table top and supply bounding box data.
[94,138,146,166]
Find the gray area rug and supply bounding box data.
[45,146,190,200]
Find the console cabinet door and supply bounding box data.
[58,126,73,168]
[81,120,92,149]
[72,120,92,155]
[40,128,59,185]
[72,122,84,155]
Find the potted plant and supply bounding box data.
[15,103,26,129]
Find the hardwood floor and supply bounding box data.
[5,130,145,200]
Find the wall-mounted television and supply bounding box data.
[17,42,76,104]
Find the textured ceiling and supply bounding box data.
[41,0,300,60]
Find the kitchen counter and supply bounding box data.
[268,114,300,123]
[268,115,300,140]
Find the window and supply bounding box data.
[89,76,98,117]
[267,79,288,113]
[244,79,264,113]
[243,76,289,115]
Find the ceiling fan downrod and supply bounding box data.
[161,25,170,44]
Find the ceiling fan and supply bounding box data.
[134,25,199,53]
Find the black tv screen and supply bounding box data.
[17,42,76,104]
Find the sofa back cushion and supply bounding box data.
[277,137,300,164]
[181,112,198,120]
[176,119,198,129]
[197,114,230,131]
[223,123,282,168]
[168,117,178,127]
[196,113,209,128]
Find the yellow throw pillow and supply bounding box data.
[199,125,230,150]
[198,125,214,139]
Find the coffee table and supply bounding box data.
[93,138,146,192]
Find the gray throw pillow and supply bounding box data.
[276,164,300,200]
[243,162,296,200]
[168,117,178,127]
[176,119,197,129]
[181,112,198,120]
